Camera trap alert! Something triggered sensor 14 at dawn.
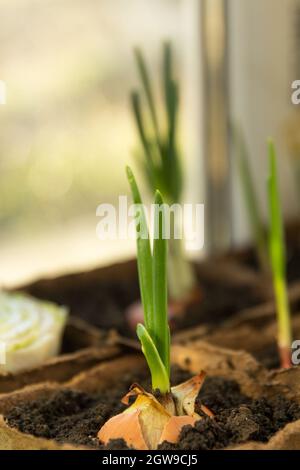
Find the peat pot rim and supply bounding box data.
[0,316,122,395]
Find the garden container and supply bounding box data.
[0,341,299,450]
[0,316,121,394]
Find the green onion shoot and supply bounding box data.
[130,42,196,301]
[127,166,170,392]
[267,140,292,368]
[98,167,212,449]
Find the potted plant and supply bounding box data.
[1,170,298,451]
[98,168,213,448]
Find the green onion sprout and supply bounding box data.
[267,140,292,368]
[127,166,170,393]
[130,42,196,301]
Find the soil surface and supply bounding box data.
[240,237,300,284]
[26,277,140,336]
[173,281,259,331]
[5,368,300,450]
[159,396,300,450]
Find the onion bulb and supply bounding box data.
[98,371,213,450]
[0,291,68,374]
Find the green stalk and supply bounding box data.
[267,140,292,368]
[130,42,196,301]
[233,125,269,273]
[130,92,152,162]
[134,47,161,153]
[163,41,177,151]
[136,324,169,392]
[127,167,170,392]
[126,167,154,336]
[153,191,170,375]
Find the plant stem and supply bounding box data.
[153,191,170,375]
[127,168,170,392]
[131,43,196,301]
[273,276,292,368]
[267,140,292,368]
[126,167,154,335]
[134,48,162,154]
[137,323,170,393]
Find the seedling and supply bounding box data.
[267,141,292,368]
[98,168,212,450]
[233,124,269,273]
[126,166,170,392]
[130,42,196,301]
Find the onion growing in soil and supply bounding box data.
[98,168,212,450]
[0,292,68,373]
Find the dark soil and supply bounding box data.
[239,237,300,284]
[5,369,300,450]
[25,276,140,337]
[159,375,300,450]
[252,342,281,370]
[24,267,261,337]
[287,244,300,283]
[173,282,259,331]
[4,366,190,448]
[159,396,300,450]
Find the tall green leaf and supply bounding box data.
[268,141,286,280]
[153,190,169,375]
[267,140,292,363]
[134,47,161,149]
[136,323,169,393]
[126,166,154,335]
[130,43,195,301]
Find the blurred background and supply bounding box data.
[0,0,299,286]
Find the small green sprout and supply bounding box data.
[267,140,292,368]
[130,42,196,301]
[233,124,269,273]
[127,166,170,393]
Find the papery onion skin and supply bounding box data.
[158,415,197,445]
[0,292,68,373]
[98,406,198,450]
[98,409,148,450]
